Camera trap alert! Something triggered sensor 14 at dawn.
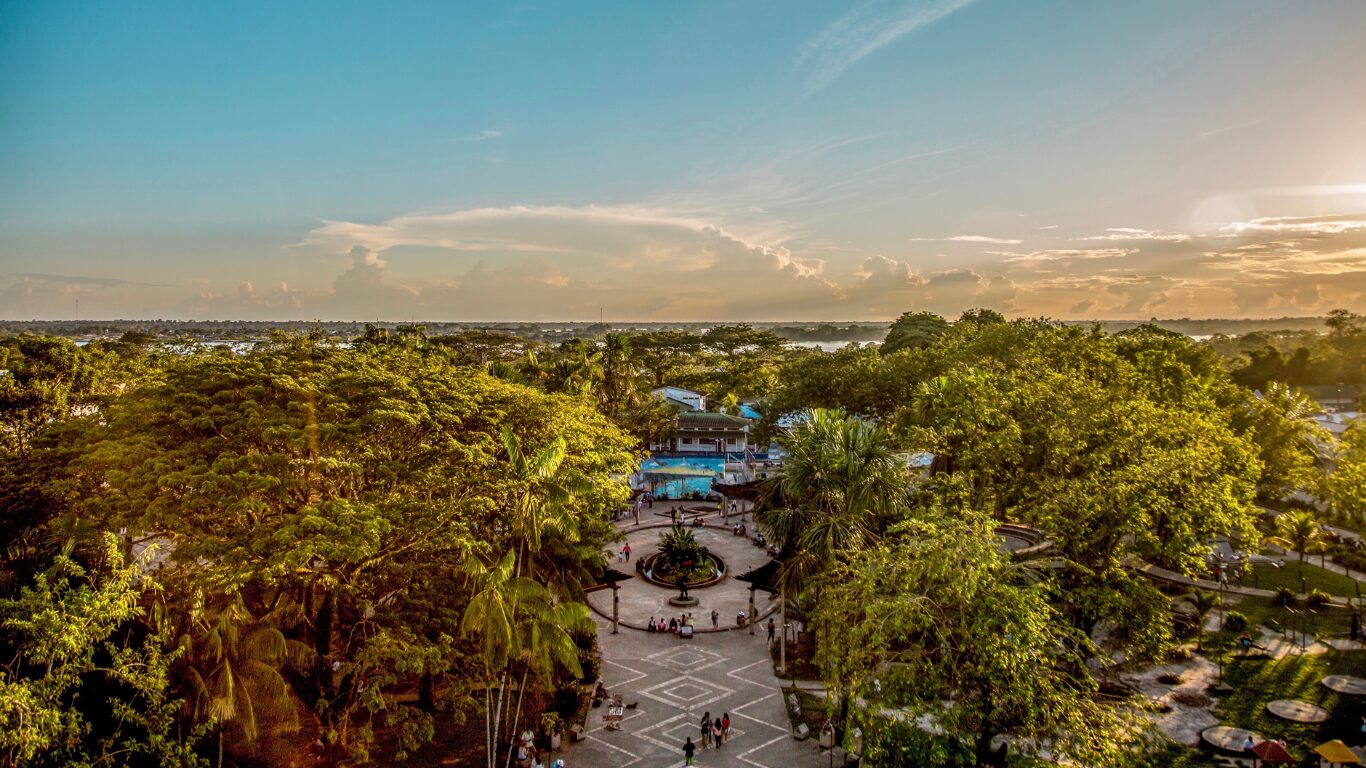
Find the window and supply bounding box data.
[681,438,694,445]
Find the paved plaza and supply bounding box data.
[586,516,782,632]
[562,613,834,767]
[563,505,834,767]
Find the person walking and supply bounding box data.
[721,713,730,744]
[700,712,711,747]
[622,543,631,561]
[767,618,776,645]
[682,736,696,766]
[710,609,719,628]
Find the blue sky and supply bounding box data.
[3,0,1366,320]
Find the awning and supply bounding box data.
[640,465,719,477]
[585,568,634,593]
[1315,740,1361,765]
[712,481,761,501]
[735,559,782,594]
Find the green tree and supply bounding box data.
[56,339,636,761]
[1275,508,1323,564]
[459,551,593,768]
[172,592,313,768]
[1232,382,1327,500]
[757,409,908,597]
[0,335,98,456]
[881,311,949,355]
[1328,420,1366,525]
[813,510,1134,766]
[1188,590,1220,652]
[0,535,205,768]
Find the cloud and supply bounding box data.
[799,0,975,94]
[453,129,501,142]
[284,205,842,320]
[1075,228,1190,243]
[36,199,1366,322]
[17,272,166,287]
[992,248,1137,263]
[1220,214,1366,236]
[909,234,1023,244]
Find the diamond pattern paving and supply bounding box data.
[561,613,838,767]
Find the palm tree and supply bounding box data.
[501,597,593,768]
[499,426,592,587]
[757,408,908,598]
[461,550,594,768]
[599,333,641,417]
[174,592,315,768]
[462,429,592,768]
[1276,508,1323,564]
[1189,590,1220,652]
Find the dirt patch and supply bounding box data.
[1121,656,1221,745]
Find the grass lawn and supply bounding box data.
[1212,650,1366,763]
[1250,558,1364,597]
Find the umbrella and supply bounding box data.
[1315,740,1362,766]
[1252,740,1294,765]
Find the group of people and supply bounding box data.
[647,614,694,634]
[681,712,732,764]
[513,732,565,768]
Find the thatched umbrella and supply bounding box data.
[1251,740,1294,766]
[1314,740,1362,767]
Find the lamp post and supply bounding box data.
[748,585,756,635]
[611,585,619,635]
[779,585,787,676]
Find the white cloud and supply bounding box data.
[992,248,1137,263]
[799,0,975,95]
[453,129,502,142]
[1221,214,1366,236]
[909,234,1023,244]
[1075,228,1190,243]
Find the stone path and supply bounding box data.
[561,504,838,767]
[561,612,839,767]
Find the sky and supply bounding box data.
[2,0,1366,322]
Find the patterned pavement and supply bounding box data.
[560,615,836,767]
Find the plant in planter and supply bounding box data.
[655,525,713,583]
[541,712,564,750]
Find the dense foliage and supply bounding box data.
[1,308,1358,767]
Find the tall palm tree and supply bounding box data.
[599,333,642,417]
[461,550,594,768]
[499,426,590,586]
[174,592,314,768]
[501,598,593,768]
[757,408,908,598]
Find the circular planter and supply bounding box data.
[639,551,727,590]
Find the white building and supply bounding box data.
[650,386,706,412]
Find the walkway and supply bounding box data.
[562,609,839,767]
[562,502,840,766]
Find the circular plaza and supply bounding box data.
[587,514,782,632]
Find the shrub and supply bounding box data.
[1223,611,1248,632]
[1307,589,1331,609]
[1274,586,1298,607]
